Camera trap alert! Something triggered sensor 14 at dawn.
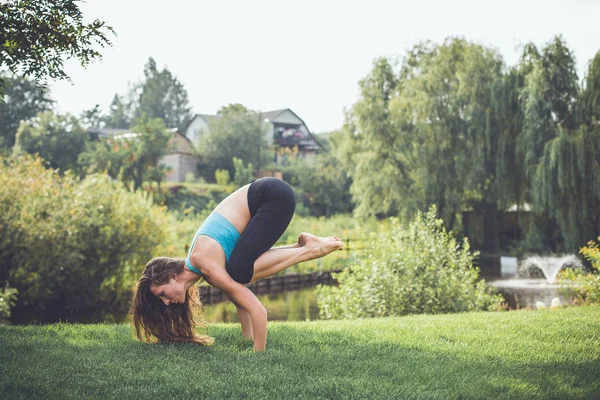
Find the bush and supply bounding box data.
[184,172,197,183]
[0,284,18,324]
[233,157,253,187]
[0,155,171,323]
[215,169,230,186]
[280,151,353,217]
[559,238,600,305]
[316,206,503,319]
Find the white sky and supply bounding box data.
[50,0,600,133]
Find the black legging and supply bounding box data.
[225,177,296,284]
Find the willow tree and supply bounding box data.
[514,36,585,252]
[391,38,505,248]
[340,39,506,248]
[335,57,407,218]
[532,50,600,251]
[496,44,540,211]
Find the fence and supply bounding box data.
[187,237,370,305]
[199,269,342,305]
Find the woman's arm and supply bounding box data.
[222,291,253,340]
[202,265,267,351]
[236,307,254,340]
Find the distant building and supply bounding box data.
[87,108,321,183]
[87,127,200,183]
[184,108,322,164]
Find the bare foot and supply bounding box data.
[297,232,317,247]
[300,233,344,257]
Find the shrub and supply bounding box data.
[281,151,353,217]
[316,206,503,319]
[0,155,171,323]
[215,169,230,186]
[233,157,253,187]
[0,284,18,324]
[559,238,600,305]
[185,172,197,183]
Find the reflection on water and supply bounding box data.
[203,288,320,323]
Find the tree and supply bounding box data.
[131,57,192,131]
[495,44,540,212]
[282,132,353,217]
[79,104,107,129]
[104,94,131,129]
[530,48,600,252]
[335,57,404,219]
[0,74,54,148]
[195,104,273,181]
[341,39,505,240]
[0,0,114,96]
[81,117,172,191]
[13,111,88,174]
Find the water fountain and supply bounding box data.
[487,255,583,309]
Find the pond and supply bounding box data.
[204,288,321,323]
[203,258,572,322]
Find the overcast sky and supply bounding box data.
[50,0,600,133]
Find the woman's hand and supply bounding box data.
[202,263,267,351]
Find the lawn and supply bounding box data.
[1,306,599,399]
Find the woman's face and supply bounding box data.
[150,276,186,306]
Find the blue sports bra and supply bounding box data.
[185,212,241,276]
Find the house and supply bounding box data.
[87,127,201,183]
[184,108,322,164]
[87,108,320,183]
[159,130,201,183]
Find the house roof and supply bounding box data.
[86,127,190,143]
[87,128,130,138]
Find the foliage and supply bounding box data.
[339,38,505,249]
[533,126,600,251]
[0,74,54,148]
[215,169,230,186]
[524,41,600,252]
[0,154,171,323]
[0,284,17,324]
[560,238,600,305]
[232,157,253,187]
[337,35,600,253]
[195,104,273,180]
[317,206,503,319]
[280,137,353,217]
[104,94,132,129]
[163,185,229,216]
[0,0,114,95]
[13,110,88,174]
[335,56,403,219]
[132,57,192,131]
[80,117,172,191]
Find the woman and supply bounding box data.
[130,177,343,351]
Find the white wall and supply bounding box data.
[185,116,210,142]
[270,110,303,125]
[160,153,201,183]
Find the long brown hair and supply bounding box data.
[130,257,214,345]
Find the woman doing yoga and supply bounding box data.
[130,177,343,351]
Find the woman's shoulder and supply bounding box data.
[189,236,226,272]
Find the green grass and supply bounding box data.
[1,307,599,399]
